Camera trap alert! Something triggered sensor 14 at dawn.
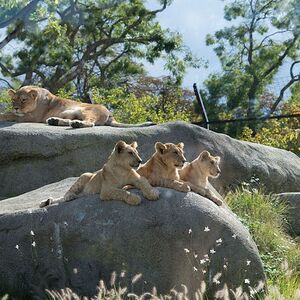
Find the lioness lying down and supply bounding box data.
[136,142,191,192]
[179,150,223,206]
[40,141,159,207]
[0,86,153,128]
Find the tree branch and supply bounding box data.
[268,60,300,115]
[0,0,40,28]
[263,34,299,78]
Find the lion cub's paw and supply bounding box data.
[125,194,141,206]
[179,183,191,193]
[145,188,160,201]
[39,197,53,208]
[47,117,60,126]
[211,196,223,206]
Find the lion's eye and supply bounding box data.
[128,151,133,155]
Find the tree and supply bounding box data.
[205,0,300,119]
[0,0,199,95]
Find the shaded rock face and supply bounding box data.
[0,121,299,199]
[0,178,265,299]
[277,193,300,236]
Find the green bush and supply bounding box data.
[92,87,191,124]
[226,189,300,298]
[240,103,300,155]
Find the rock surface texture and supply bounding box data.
[0,121,299,199]
[277,193,300,236]
[0,178,265,298]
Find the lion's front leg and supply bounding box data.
[132,176,160,201]
[101,188,141,205]
[205,188,223,206]
[157,178,191,193]
[189,182,223,206]
[0,112,18,122]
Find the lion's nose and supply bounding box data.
[138,159,142,164]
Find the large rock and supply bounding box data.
[277,193,300,236]
[0,178,265,298]
[0,121,299,199]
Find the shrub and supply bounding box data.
[240,103,300,155]
[91,87,192,124]
[226,188,300,298]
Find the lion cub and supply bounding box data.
[40,141,159,207]
[179,150,223,206]
[136,142,191,193]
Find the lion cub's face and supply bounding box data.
[197,150,221,178]
[115,141,142,168]
[8,87,38,115]
[155,142,186,168]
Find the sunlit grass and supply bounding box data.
[226,188,300,299]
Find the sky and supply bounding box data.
[144,0,228,90]
[144,0,294,95]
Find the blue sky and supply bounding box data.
[145,0,294,95]
[145,0,228,90]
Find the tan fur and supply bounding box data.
[179,150,223,206]
[39,141,159,207]
[136,142,191,193]
[0,86,153,128]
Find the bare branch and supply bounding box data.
[0,78,14,89]
[263,34,299,78]
[254,30,290,50]
[268,60,300,115]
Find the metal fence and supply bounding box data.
[192,83,300,130]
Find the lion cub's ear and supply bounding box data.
[177,142,184,149]
[131,141,138,149]
[155,142,167,154]
[8,89,16,98]
[115,140,126,153]
[28,90,38,100]
[199,150,211,161]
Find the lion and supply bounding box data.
[135,142,191,193]
[39,141,160,207]
[179,150,223,206]
[0,86,153,128]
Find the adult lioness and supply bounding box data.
[0,86,153,128]
[40,141,160,207]
[136,142,191,193]
[179,150,223,206]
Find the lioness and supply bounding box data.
[179,150,223,206]
[136,142,191,193]
[0,86,153,128]
[40,141,160,207]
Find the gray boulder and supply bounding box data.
[0,178,265,298]
[277,193,300,236]
[0,121,299,199]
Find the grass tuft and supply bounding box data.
[226,188,300,298]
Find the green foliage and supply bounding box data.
[204,0,300,120]
[0,0,201,94]
[0,90,12,111]
[240,102,300,155]
[92,87,191,124]
[226,189,300,298]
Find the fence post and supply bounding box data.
[193,83,210,130]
